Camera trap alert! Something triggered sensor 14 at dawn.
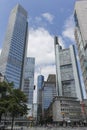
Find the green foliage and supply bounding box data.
[8,88,28,117]
[0,81,29,125]
[0,81,12,120]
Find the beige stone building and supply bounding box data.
[45,96,82,123]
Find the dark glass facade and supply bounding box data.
[23,57,35,104]
[37,75,44,89]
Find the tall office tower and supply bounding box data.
[37,75,44,89]
[42,74,56,110]
[74,0,87,95]
[23,57,35,116]
[37,75,44,121]
[0,4,28,88]
[54,36,83,100]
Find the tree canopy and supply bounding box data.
[0,81,29,130]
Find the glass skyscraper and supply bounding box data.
[23,57,35,104]
[74,0,87,95]
[23,57,35,116]
[54,36,83,100]
[37,75,44,90]
[37,75,44,121]
[42,74,56,109]
[0,4,28,88]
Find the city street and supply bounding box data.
[6,126,87,130]
[36,127,86,130]
[26,127,87,130]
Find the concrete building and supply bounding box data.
[0,4,28,89]
[81,99,87,122]
[74,0,87,95]
[54,36,83,100]
[45,96,82,124]
[23,57,35,116]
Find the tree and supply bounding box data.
[8,88,28,130]
[0,81,29,130]
[0,81,13,122]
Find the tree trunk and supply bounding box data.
[11,114,14,130]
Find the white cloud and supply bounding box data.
[42,12,54,24]
[62,15,75,42]
[29,13,54,30]
[27,27,54,65]
[27,27,64,84]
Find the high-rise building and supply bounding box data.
[37,75,44,89]
[42,74,56,109]
[41,74,56,119]
[23,57,35,116]
[37,75,44,121]
[74,0,87,95]
[23,57,35,104]
[54,36,83,100]
[0,4,28,89]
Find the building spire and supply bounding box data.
[54,36,59,45]
[54,36,62,50]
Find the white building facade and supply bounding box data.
[54,36,83,100]
[74,0,87,95]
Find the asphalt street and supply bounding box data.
[10,126,87,130]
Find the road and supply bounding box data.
[14,126,87,130]
[27,127,87,130]
[6,126,87,130]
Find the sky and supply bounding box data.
[0,0,86,98]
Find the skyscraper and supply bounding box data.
[0,4,28,89]
[74,0,87,95]
[37,75,44,121]
[42,74,56,109]
[37,75,44,89]
[54,36,83,100]
[41,74,56,120]
[23,57,35,116]
[23,57,35,104]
